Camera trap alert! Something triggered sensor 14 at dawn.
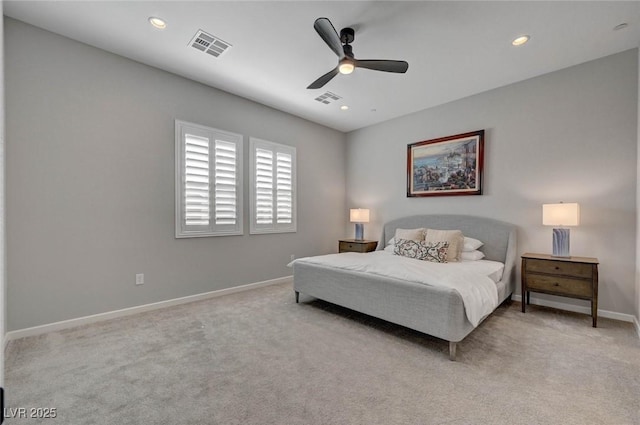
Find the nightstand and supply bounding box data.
[521,253,599,327]
[338,239,378,253]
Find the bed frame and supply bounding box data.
[293,215,517,360]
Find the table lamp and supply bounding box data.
[350,208,370,241]
[542,202,580,257]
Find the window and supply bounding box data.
[175,120,243,238]
[250,137,296,234]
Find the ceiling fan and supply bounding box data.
[307,17,409,90]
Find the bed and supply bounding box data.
[292,215,517,360]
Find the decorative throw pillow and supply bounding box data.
[463,236,484,252]
[425,229,464,262]
[461,250,485,261]
[393,239,449,263]
[394,228,425,242]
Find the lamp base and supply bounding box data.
[355,223,364,241]
[552,228,570,257]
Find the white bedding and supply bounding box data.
[291,251,503,327]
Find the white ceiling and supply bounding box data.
[4,1,640,132]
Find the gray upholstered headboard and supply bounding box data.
[379,215,518,295]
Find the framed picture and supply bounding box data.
[407,130,484,197]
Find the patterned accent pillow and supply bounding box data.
[393,239,449,263]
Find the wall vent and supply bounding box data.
[189,30,231,57]
[314,91,341,105]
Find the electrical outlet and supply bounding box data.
[135,273,144,285]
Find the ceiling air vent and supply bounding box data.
[314,91,341,105]
[189,30,231,57]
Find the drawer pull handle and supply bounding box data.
[555,266,560,270]
[553,282,559,286]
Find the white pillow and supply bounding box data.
[394,228,425,242]
[463,237,484,252]
[461,250,485,261]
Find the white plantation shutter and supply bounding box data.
[276,152,293,224]
[250,138,296,234]
[255,148,274,224]
[176,121,243,238]
[214,140,237,226]
[184,135,210,226]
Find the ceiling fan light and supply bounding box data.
[339,60,355,75]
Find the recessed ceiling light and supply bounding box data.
[340,105,349,111]
[148,17,167,30]
[512,35,530,46]
[613,23,629,31]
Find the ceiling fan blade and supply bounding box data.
[314,18,345,59]
[307,67,340,89]
[356,60,409,73]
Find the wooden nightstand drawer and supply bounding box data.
[339,241,357,252]
[525,258,592,279]
[338,239,378,253]
[525,274,592,298]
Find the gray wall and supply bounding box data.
[0,0,6,383]
[5,18,346,331]
[5,16,639,330]
[346,49,638,316]
[637,49,640,329]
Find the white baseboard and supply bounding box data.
[634,316,640,339]
[512,294,636,323]
[5,276,292,342]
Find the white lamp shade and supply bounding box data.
[350,208,370,223]
[543,203,580,226]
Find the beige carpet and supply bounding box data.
[5,282,640,425]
